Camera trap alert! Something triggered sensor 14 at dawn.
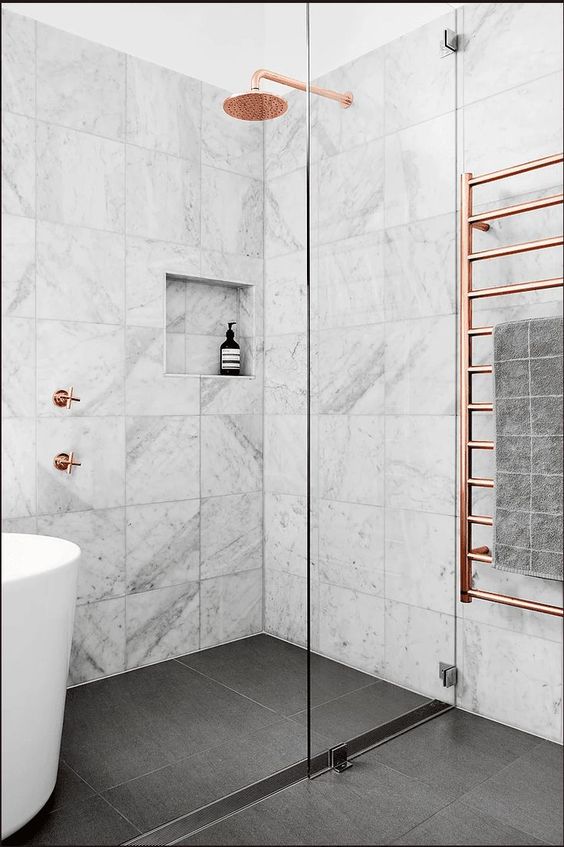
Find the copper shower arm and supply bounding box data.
[250,68,353,109]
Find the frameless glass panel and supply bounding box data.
[307,3,458,754]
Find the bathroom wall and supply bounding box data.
[1,9,265,684]
[263,1,563,741]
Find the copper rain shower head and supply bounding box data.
[223,68,353,121]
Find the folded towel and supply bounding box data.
[493,316,563,581]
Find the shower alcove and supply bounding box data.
[165,274,256,378]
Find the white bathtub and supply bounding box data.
[1,533,80,839]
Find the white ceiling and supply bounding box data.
[3,2,466,91]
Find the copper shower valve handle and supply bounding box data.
[53,387,81,409]
[53,452,81,475]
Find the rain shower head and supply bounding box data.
[223,90,288,121]
[223,69,353,122]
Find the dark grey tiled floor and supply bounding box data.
[178,712,563,846]
[5,635,405,845]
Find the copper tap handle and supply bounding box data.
[53,452,82,474]
[53,387,81,409]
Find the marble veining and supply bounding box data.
[318,325,385,415]
[1,9,35,116]
[2,317,35,418]
[265,333,307,415]
[264,493,307,578]
[264,251,307,337]
[319,415,385,505]
[264,169,307,259]
[1,214,35,318]
[37,23,125,139]
[126,582,199,668]
[201,167,263,259]
[69,597,126,685]
[201,415,262,497]
[319,500,385,596]
[201,492,262,579]
[200,569,262,648]
[126,500,200,593]
[319,582,385,676]
[202,82,262,179]
[126,416,199,505]
[2,112,35,217]
[38,508,126,605]
[264,415,307,496]
[265,569,307,647]
[1,418,36,519]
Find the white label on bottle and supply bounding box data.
[222,350,240,369]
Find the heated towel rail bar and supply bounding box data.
[459,152,564,618]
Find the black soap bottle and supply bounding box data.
[220,322,241,375]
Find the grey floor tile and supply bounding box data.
[47,762,96,813]
[103,719,314,833]
[461,741,564,845]
[293,680,427,750]
[177,635,375,716]
[3,795,138,846]
[392,799,549,845]
[62,659,277,790]
[371,709,540,801]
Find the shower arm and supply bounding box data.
[250,69,353,109]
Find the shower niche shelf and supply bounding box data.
[165,273,256,378]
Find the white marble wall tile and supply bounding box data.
[37,508,126,604]
[126,582,199,668]
[385,315,455,415]
[201,371,262,416]
[265,569,307,647]
[165,334,186,374]
[383,215,456,320]
[384,12,455,134]
[37,221,124,324]
[201,414,262,497]
[385,509,455,615]
[311,48,385,160]
[37,24,125,139]
[264,414,307,495]
[265,168,307,259]
[127,56,200,160]
[1,214,35,318]
[126,236,200,328]
[385,415,455,515]
[37,320,124,416]
[316,140,385,245]
[37,417,125,514]
[319,415,384,505]
[69,597,126,684]
[184,280,240,335]
[1,10,35,116]
[458,620,562,741]
[463,3,564,106]
[126,326,200,416]
[126,146,199,244]
[201,249,263,288]
[202,83,262,179]
[2,515,37,533]
[384,112,455,228]
[2,112,35,217]
[264,251,306,337]
[264,333,307,415]
[186,334,222,376]
[126,416,199,505]
[126,500,199,593]
[315,234,385,331]
[201,492,261,579]
[319,583,385,676]
[1,418,35,519]
[200,569,262,649]
[463,73,563,204]
[264,493,307,577]
[2,317,35,418]
[318,325,385,415]
[37,123,124,231]
[166,279,185,332]
[319,500,384,596]
[384,601,455,702]
[201,167,262,259]
[264,89,306,180]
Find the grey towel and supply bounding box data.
[493,316,563,581]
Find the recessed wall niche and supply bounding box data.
[165,275,255,377]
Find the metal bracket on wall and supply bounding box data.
[330,743,353,773]
[440,28,458,57]
[439,662,457,687]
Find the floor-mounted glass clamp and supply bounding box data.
[330,743,353,773]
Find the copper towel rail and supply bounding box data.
[459,152,564,619]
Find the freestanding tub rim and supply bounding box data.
[2,533,81,584]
